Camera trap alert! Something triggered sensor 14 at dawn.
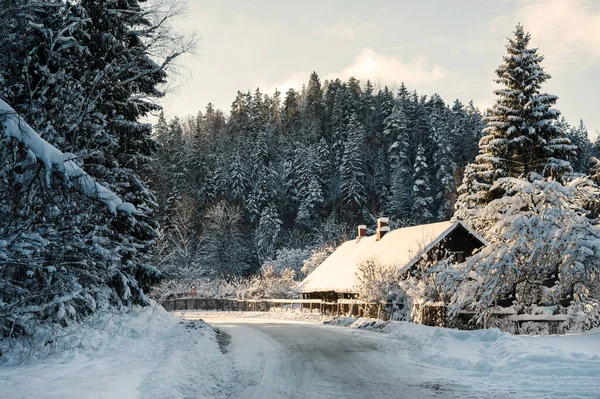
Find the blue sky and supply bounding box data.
[163,0,600,137]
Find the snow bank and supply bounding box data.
[335,318,600,397]
[0,99,136,214]
[0,305,236,398]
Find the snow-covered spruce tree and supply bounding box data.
[385,100,413,221]
[566,119,592,174]
[199,201,251,277]
[340,113,366,224]
[455,24,575,226]
[429,94,455,220]
[449,25,600,330]
[255,203,283,265]
[296,171,325,229]
[0,0,191,338]
[153,115,189,227]
[411,144,433,224]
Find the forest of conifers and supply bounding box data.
[151,73,595,278]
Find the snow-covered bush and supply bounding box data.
[266,247,312,276]
[232,265,298,300]
[300,244,336,276]
[356,258,404,304]
[447,175,600,327]
[356,258,408,320]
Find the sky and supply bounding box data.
[161,0,600,137]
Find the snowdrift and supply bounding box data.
[0,304,236,398]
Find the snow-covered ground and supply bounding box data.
[3,308,599,398]
[0,305,236,399]
[177,309,335,324]
[332,317,600,397]
[196,311,600,398]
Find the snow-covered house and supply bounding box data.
[297,219,486,303]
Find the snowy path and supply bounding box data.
[197,315,494,398]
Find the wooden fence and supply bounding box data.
[161,298,569,333]
[161,297,390,317]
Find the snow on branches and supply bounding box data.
[0,99,136,215]
[446,174,600,325]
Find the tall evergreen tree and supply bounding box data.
[456,24,574,221]
[340,114,366,223]
[385,101,412,220]
[0,0,190,335]
[411,144,433,223]
[566,119,592,174]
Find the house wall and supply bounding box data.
[407,225,484,276]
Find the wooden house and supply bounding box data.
[297,219,487,303]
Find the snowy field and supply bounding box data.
[0,306,236,399]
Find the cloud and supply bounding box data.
[513,0,600,72]
[331,48,446,84]
[266,48,447,94]
[265,72,310,95]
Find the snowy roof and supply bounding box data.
[297,221,486,294]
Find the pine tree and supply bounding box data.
[283,88,300,130]
[482,24,573,180]
[411,144,433,223]
[456,24,574,221]
[340,114,366,223]
[303,72,325,134]
[153,115,188,226]
[566,119,592,174]
[385,100,412,220]
[255,203,283,264]
[0,0,190,336]
[429,95,455,220]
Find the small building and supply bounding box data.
[297,219,487,305]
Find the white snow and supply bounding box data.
[182,311,600,397]
[178,310,335,324]
[44,265,57,273]
[0,305,236,399]
[0,99,136,215]
[332,317,600,397]
[298,221,484,294]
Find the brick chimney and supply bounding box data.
[357,224,367,238]
[376,217,390,241]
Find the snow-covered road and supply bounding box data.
[199,315,492,398]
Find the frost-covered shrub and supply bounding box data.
[355,258,410,320]
[266,247,312,276]
[300,244,336,277]
[356,258,404,304]
[447,175,600,329]
[232,265,297,299]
